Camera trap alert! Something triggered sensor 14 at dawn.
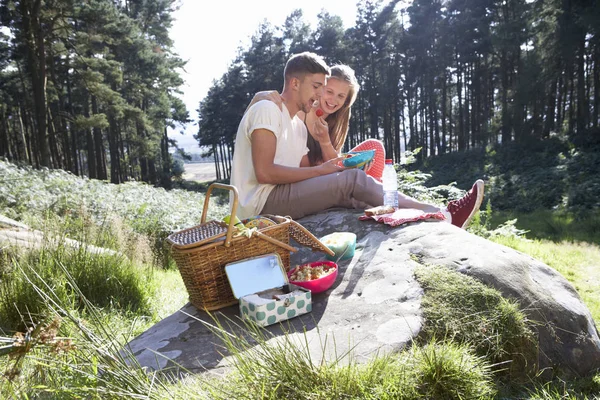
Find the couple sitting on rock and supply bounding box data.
[230,52,484,229]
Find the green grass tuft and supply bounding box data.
[414,264,538,379]
[0,243,157,333]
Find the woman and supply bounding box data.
[251,65,386,181]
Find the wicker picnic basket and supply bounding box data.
[166,183,334,311]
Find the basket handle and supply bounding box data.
[252,230,298,252]
[201,183,239,247]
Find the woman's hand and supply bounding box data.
[310,115,331,145]
[245,90,282,112]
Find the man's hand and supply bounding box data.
[318,156,346,175]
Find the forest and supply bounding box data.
[1,0,599,184]
[0,0,188,185]
[198,0,600,180]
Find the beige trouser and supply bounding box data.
[260,169,384,220]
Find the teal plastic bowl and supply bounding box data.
[320,232,356,261]
[342,150,375,170]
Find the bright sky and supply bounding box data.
[168,1,358,151]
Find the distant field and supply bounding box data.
[182,162,217,182]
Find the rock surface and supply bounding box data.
[125,209,600,377]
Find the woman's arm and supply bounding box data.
[245,90,282,113]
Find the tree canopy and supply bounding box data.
[197,0,600,179]
[0,0,189,185]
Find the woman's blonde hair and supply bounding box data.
[307,64,360,166]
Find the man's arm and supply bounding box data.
[251,129,342,184]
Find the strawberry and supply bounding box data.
[316,108,324,117]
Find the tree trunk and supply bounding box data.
[568,63,575,135]
[65,59,79,175]
[576,33,587,133]
[441,72,447,153]
[594,44,599,128]
[457,55,465,151]
[91,96,107,180]
[20,0,50,167]
[85,98,97,179]
[108,113,121,184]
[407,86,415,151]
[544,77,558,138]
[500,49,511,143]
[557,72,565,131]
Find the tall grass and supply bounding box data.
[1,261,176,399]
[160,315,496,400]
[0,242,156,333]
[0,160,229,267]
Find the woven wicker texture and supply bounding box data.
[166,220,227,249]
[171,219,292,310]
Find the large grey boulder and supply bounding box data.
[296,210,600,377]
[125,210,600,377]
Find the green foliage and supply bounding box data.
[1,262,173,400]
[491,209,600,244]
[170,316,495,400]
[0,160,228,266]
[0,0,188,184]
[392,341,496,400]
[411,138,600,213]
[414,264,538,379]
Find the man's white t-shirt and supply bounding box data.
[230,100,309,220]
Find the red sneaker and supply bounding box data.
[447,180,484,229]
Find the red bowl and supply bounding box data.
[288,261,338,294]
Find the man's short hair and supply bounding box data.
[283,52,330,82]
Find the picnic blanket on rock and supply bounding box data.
[359,208,446,227]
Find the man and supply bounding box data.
[231,52,484,228]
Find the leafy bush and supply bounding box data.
[0,160,229,267]
[407,137,600,213]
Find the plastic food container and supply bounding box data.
[342,150,375,170]
[225,254,312,326]
[320,232,356,261]
[288,261,338,294]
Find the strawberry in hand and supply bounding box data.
[316,108,324,117]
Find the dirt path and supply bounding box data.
[182,163,217,182]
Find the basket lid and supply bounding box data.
[167,220,228,249]
[225,253,288,299]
